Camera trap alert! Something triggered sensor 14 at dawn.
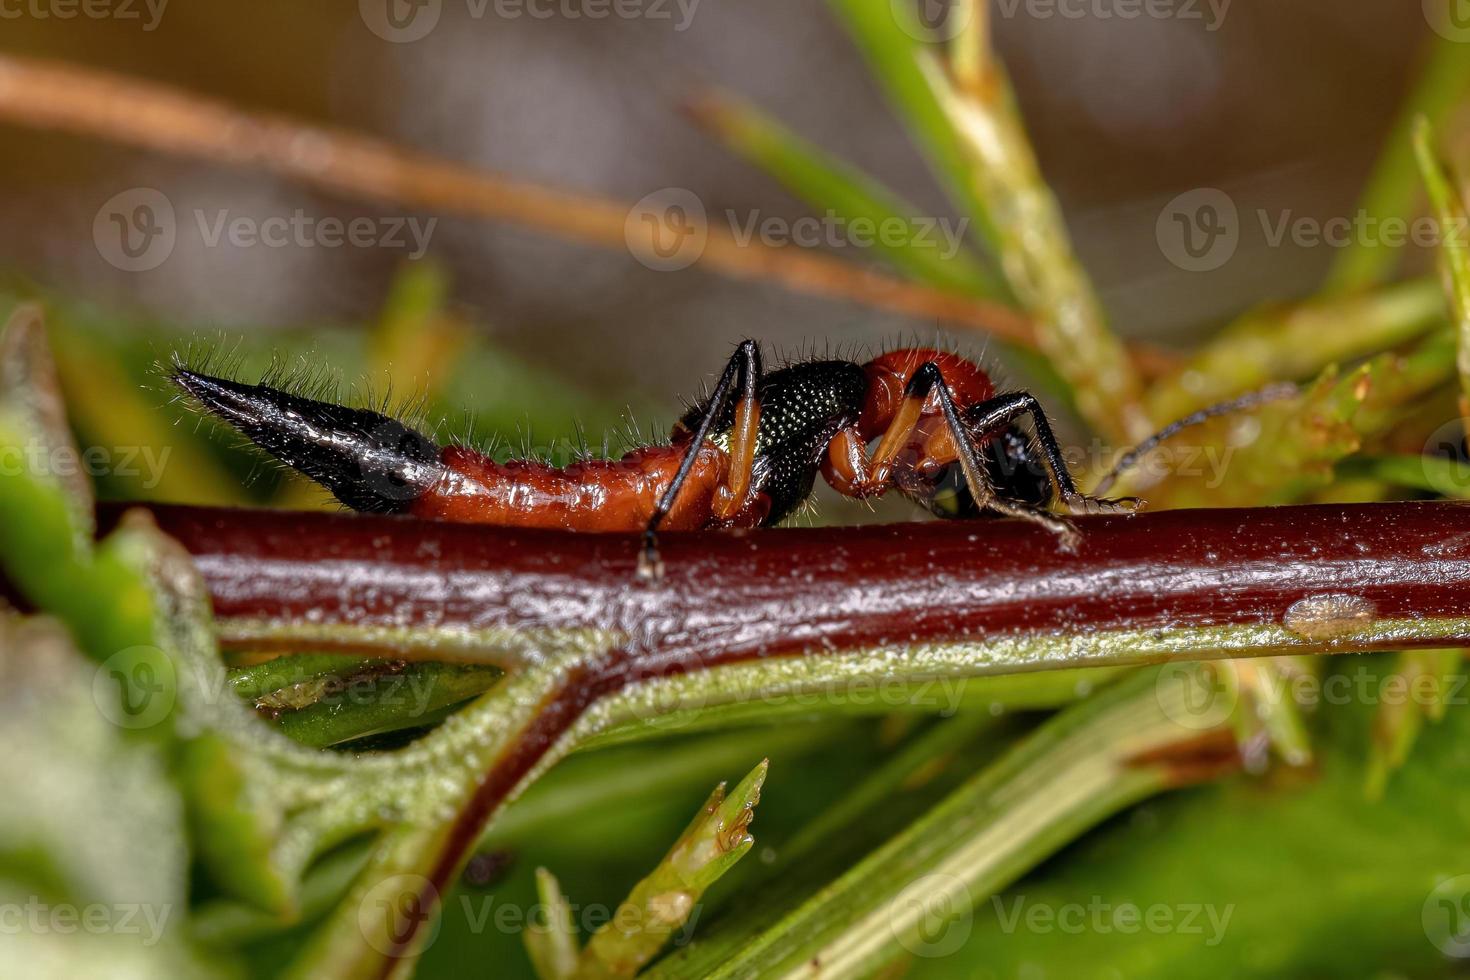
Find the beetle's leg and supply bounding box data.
[711,348,765,523]
[913,366,1085,549]
[821,367,934,498]
[960,391,1142,517]
[639,339,763,580]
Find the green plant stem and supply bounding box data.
[1413,116,1470,425]
[1365,648,1465,799]
[1325,34,1470,293]
[191,721,853,948]
[647,666,1233,978]
[576,666,1125,748]
[773,711,1002,865]
[1144,280,1444,424]
[1336,453,1470,497]
[922,52,1148,441]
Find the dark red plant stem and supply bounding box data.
[104,496,1470,820]
[106,499,1470,670]
[86,500,1470,966]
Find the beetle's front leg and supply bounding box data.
[962,392,1143,518]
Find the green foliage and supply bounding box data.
[0,614,227,977]
[915,660,1470,978]
[530,760,769,979]
[3,7,1470,979]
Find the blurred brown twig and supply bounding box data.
[0,54,1039,345]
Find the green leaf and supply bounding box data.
[649,666,1233,977]
[266,661,503,749]
[569,760,768,978]
[1413,116,1470,426]
[525,868,580,980]
[919,658,1470,978]
[771,711,1003,866]
[0,307,354,915]
[229,654,382,701]
[1325,34,1470,293]
[1336,453,1470,499]
[825,0,1007,268]
[1144,280,1445,424]
[0,614,228,977]
[686,91,1002,298]
[1120,331,1457,507]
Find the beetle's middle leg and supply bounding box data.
[639,339,765,580]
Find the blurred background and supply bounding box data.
[0,1,1436,401]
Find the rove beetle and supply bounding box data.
[171,341,1271,579]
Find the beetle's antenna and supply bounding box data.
[1091,382,1301,496]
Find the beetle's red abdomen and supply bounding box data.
[413,442,729,532]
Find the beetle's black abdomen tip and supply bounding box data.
[171,366,445,514]
[171,367,273,430]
